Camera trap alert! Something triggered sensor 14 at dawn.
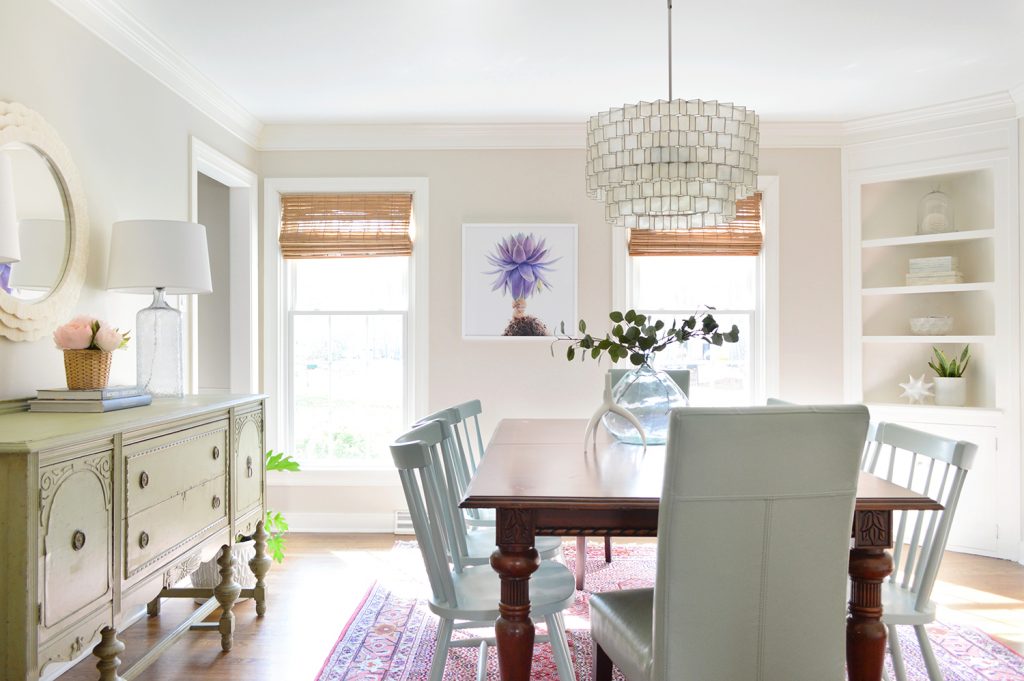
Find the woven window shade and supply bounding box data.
[628,193,763,256]
[279,193,413,259]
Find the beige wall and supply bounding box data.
[197,174,231,391]
[262,145,845,524]
[0,0,257,400]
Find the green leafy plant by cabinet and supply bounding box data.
[554,308,739,367]
[928,346,970,378]
[238,450,299,563]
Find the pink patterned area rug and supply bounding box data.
[315,542,1024,680]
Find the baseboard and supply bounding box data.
[285,512,395,533]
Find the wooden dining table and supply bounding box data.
[461,418,943,681]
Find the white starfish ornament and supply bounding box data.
[898,374,934,404]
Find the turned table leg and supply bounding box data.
[491,508,540,681]
[214,544,241,652]
[848,510,894,681]
[248,519,273,616]
[93,626,125,681]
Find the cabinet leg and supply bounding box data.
[214,544,241,652]
[249,519,273,617]
[146,594,161,617]
[93,626,125,681]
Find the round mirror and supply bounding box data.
[0,102,88,341]
[1,144,70,301]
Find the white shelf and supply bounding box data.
[861,228,995,249]
[862,335,992,344]
[862,282,994,296]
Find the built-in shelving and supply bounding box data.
[862,282,994,296]
[861,228,995,249]
[861,335,993,344]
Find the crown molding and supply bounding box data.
[259,122,585,151]
[841,92,1017,144]
[50,0,263,148]
[1010,84,1024,118]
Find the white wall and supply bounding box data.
[0,0,257,400]
[262,146,845,527]
[197,173,231,391]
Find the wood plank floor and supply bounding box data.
[61,534,1024,680]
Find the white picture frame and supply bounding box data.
[462,223,578,339]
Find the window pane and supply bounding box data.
[632,256,757,311]
[292,313,404,466]
[293,257,408,311]
[647,312,753,406]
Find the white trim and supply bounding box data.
[50,0,262,148]
[1011,84,1024,118]
[261,177,429,454]
[189,137,259,394]
[843,92,1017,136]
[269,469,398,488]
[284,512,396,534]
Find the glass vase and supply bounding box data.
[917,188,953,234]
[136,287,183,397]
[602,364,688,445]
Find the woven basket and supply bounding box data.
[63,349,112,390]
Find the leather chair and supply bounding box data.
[590,404,868,681]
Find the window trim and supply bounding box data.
[263,177,429,471]
[612,175,779,402]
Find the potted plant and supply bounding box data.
[554,308,739,443]
[53,316,130,389]
[190,450,299,595]
[929,345,970,406]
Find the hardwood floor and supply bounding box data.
[61,534,1024,680]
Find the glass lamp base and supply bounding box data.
[136,288,184,397]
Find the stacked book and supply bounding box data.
[906,256,963,286]
[29,386,152,412]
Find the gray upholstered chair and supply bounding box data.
[390,421,576,681]
[590,404,869,681]
[862,422,976,681]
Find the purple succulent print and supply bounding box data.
[0,263,10,294]
[484,232,559,301]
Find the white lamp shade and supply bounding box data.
[106,220,212,294]
[9,218,66,290]
[0,152,21,264]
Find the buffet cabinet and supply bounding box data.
[0,394,267,680]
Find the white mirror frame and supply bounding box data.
[0,102,88,341]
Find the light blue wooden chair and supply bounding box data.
[590,405,868,681]
[391,421,577,681]
[862,422,976,681]
[415,406,563,565]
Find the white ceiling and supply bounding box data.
[116,0,1024,125]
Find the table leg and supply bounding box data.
[848,510,894,681]
[491,508,540,681]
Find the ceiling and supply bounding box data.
[115,0,1024,125]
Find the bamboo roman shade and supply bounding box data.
[279,193,413,259]
[627,192,763,256]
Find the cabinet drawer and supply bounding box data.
[125,421,227,515]
[39,451,113,631]
[234,410,264,518]
[126,476,228,576]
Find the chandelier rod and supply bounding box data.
[667,0,673,101]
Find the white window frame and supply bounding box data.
[263,177,429,479]
[611,175,780,403]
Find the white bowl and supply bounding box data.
[909,316,953,335]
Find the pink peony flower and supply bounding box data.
[53,318,95,350]
[93,324,125,352]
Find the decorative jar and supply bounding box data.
[602,365,687,445]
[63,349,112,390]
[917,188,954,234]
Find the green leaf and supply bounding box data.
[566,347,575,361]
[609,311,624,323]
[624,309,636,323]
[266,450,300,472]
[723,325,740,343]
[591,347,601,359]
[654,319,665,331]
[634,314,646,326]
[624,326,641,343]
[711,332,724,346]
[612,324,624,338]
[578,319,587,333]
[629,352,646,366]
[560,321,566,334]
[684,317,696,330]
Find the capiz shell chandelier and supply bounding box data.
[585,2,759,230]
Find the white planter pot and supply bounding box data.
[190,541,257,602]
[933,377,967,407]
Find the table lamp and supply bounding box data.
[106,220,212,397]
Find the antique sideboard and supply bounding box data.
[0,394,267,680]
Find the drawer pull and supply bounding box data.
[246,456,254,478]
[212,446,220,460]
[139,531,150,549]
[212,495,222,509]
[71,530,86,551]
[139,471,150,489]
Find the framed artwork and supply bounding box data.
[462,223,578,339]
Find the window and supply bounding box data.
[266,183,427,470]
[621,189,774,406]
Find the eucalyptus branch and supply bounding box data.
[551,308,739,367]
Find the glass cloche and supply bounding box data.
[917,188,954,234]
